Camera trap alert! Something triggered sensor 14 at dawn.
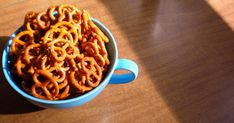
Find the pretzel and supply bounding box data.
[65,43,80,59]
[94,34,108,55]
[25,22,40,35]
[58,4,81,24]
[24,12,45,43]
[81,10,109,42]
[47,6,57,21]
[40,56,52,70]
[48,39,68,62]
[14,56,26,76]
[58,4,79,14]
[23,43,40,64]
[10,31,34,54]
[82,41,99,55]
[48,66,66,83]
[69,71,92,92]
[10,4,110,100]
[82,38,109,67]
[24,12,39,33]
[25,11,37,22]
[43,28,73,43]
[58,10,81,26]
[52,21,79,44]
[57,79,70,99]
[81,10,90,32]
[81,57,102,87]
[88,20,109,43]
[45,79,70,100]
[94,34,110,66]
[36,12,51,29]
[32,70,60,100]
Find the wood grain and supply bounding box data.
[1,0,234,123]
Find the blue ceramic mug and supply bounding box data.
[2,18,139,108]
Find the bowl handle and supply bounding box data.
[109,59,138,84]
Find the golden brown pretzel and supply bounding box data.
[10,31,34,54]
[25,22,40,34]
[88,20,109,43]
[52,21,79,44]
[51,47,66,62]
[58,4,79,14]
[43,28,73,43]
[37,12,51,29]
[81,10,90,32]
[57,79,70,99]
[69,71,92,92]
[47,6,57,21]
[93,54,106,67]
[32,70,60,100]
[47,66,66,83]
[57,4,81,26]
[82,41,99,55]
[48,39,69,61]
[14,56,26,76]
[94,34,108,55]
[93,34,110,67]
[80,57,102,87]
[23,43,40,64]
[24,12,40,33]
[25,11,37,22]
[65,43,80,59]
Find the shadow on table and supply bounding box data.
[0,36,44,114]
[101,0,234,122]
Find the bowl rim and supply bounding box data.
[2,18,118,104]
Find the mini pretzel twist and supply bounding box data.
[37,12,51,29]
[52,21,79,44]
[10,31,34,55]
[43,28,74,43]
[32,70,60,100]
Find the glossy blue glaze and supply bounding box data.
[109,59,138,84]
[2,18,138,108]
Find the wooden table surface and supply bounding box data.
[1,0,234,123]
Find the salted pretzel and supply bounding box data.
[94,34,110,66]
[43,78,70,99]
[82,37,109,68]
[23,43,41,64]
[69,71,93,93]
[80,57,102,87]
[57,79,70,99]
[57,5,82,41]
[9,4,110,100]
[88,20,109,43]
[32,70,60,100]
[82,10,109,42]
[40,56,53,70]
[24,12,40,33]
[37,12,51,29]
[52,21,79,44]
[58,4,80,15]
[43,28,74,43]
[58,4,81,26]
[10,31,34,54]
[48,66,66,83]
[48,39,68,62]
[14,56,26,76]
[47,6,58,21]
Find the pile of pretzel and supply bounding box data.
[9,4,110,100]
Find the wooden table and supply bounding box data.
[1,0,234,123]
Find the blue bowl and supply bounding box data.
[2,18,138,108]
